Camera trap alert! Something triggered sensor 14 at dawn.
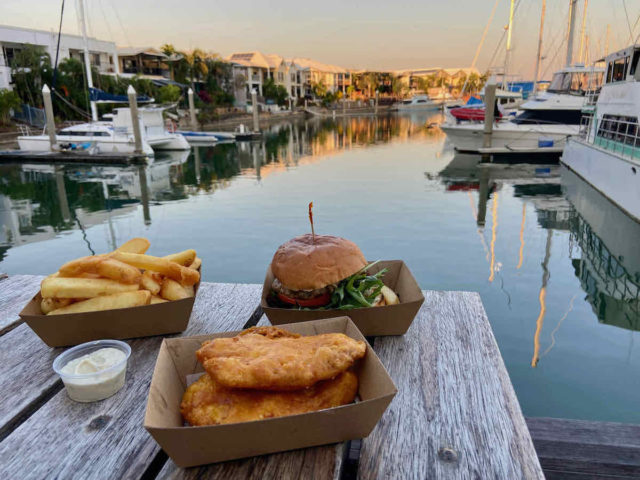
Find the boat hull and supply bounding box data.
[440,122,577,153]
[561,137,640,223]
[17,135,155,156]
[148,133,190,151]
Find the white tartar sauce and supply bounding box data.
[60,347,127,402]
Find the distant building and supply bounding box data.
[0,24,119,91]
[116,47,180,81]
[227,51,349,105]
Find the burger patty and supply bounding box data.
[272,278,336,300]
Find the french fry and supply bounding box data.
[140,270,162,295]
[115,237,150,254]
[40,297,72,314]
[58,255,103,277]
[189,257,202,271]
[47,290,151,315]
[380,285,400,305]
[111,252,200,286]
[183,284,195,297]
[41,277,138,299]
[163,249,196,267]
[150,295,168,304]
[160,278,190,301]
[96,258,142,284]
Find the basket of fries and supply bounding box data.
[19,238,202,347]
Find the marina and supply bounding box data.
[2,0,640,477]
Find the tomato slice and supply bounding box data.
[277,292,331,308]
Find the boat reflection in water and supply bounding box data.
[0,114,441,255]
[563,166,640,333]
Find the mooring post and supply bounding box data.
[483,81,497,150]
[42,85,57,151]
[127,85,143,154]
[375,90,379,115]
[251,89,260,132]
[188,88,197,130]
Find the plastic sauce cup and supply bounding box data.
[53,339,131,403]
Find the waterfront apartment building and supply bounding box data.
[227,51,349,105]
[116,47,183,82]
[0,24,119,91]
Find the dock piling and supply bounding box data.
[251,89,260,133]
[375,90,379,115]
[42,85,57,151]
[482,82,497,150]
[188,88,198,130]
[127,85,143,154]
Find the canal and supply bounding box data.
[1,112,639,423]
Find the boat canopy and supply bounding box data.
[466,96,483,106]
[89,88,153,104]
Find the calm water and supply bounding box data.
[2,113,639,423]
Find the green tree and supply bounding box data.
[311,80,327,99]
[157,84,181,104]
[263,78,288,105]
[0,89,21,124]
[10,44,52,107]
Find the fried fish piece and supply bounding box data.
[196,327,366,390]
[181,371,358,426]
[237,325,301,339]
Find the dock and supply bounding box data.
[0,150,148,165]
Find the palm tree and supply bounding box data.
[183,49,209,89]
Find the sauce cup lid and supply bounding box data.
[53,339,131,379]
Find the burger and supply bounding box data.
[269,234,399,309]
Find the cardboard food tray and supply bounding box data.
[19,276,200,348]
[144,317,397,468]
[261,260,424,336]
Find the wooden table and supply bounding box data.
[0,275,543,479]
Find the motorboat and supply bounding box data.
[394,94,440,111]
[561,44,640,222]
[176,130,236,145]
[440,65,603,155]
[17,107,190,156]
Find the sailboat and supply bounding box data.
[16,0,189,156]
[441,0,604,156]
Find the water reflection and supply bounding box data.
[0,114,441,256]
[563,167,640,333]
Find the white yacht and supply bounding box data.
[18,107,190,156]
[440,65,603,155]
[561,44,640,222]
[394,94,440,111]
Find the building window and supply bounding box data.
[91,53,101,67]
[278,72,284,82]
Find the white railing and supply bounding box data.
[594,115,640,160]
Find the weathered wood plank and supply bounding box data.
[0,274,42,334]
[0,323,63,440]
[528,417,640,478]
[358,291,543,480]
[0,282,262,480]
[157,442,346,480]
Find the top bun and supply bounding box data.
[271,234,367,291]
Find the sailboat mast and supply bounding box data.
[78,0,98,121]
[503,0,516,89]
[578,0,588,63]
[533,0,547,96]
[566,0,578,67]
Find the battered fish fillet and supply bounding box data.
[196,327,366,390]
[237,326,300,339]
[180,371,358,426]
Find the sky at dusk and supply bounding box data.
[3,0,640,79]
